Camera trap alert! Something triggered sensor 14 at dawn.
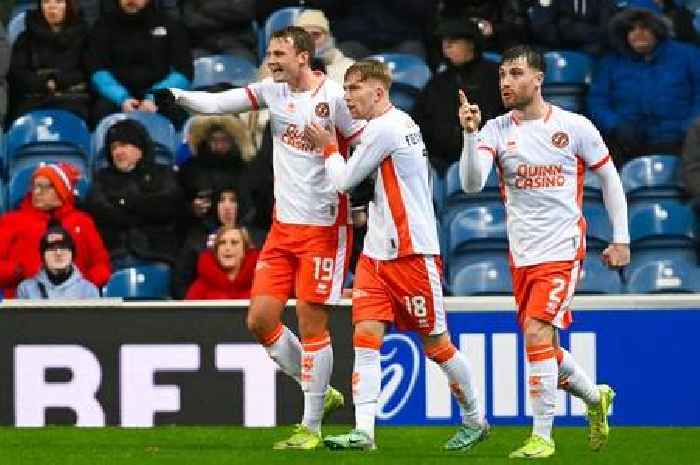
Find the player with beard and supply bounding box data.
[458,45,629,458]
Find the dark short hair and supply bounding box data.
[345,59,392,90]
[501,45,546,74]
[270,26,315,60]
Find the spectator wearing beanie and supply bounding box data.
[17,223,100,299]
[0,162,111,297]
[294,9,354,85]
[412,18,504,175]
[85,118,185,268]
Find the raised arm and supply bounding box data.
[458,90,494,193]
[170,87,261,115]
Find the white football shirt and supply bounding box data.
[477,105,610,267]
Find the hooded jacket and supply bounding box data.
[185,247,258,299]
[85,122,185,264]
[0,198,111,298]
[17,265,100,299]
[588,8,700,145]
[86,0,193,104]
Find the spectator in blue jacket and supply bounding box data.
[86,0,193,128]
[17,223,100,299]
[588,7,700,166]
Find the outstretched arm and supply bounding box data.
[167,87,262,114]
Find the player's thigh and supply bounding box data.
[250,244,296,303]
[352,255,394,327]
[519,260,580,332]
[295,226,350,305]
[384,255,446,336]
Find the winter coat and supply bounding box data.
[0,199,111,297]
[9,9,90,120]
[681,117,700,200]
[86,0,193,103]
[17,266,100,299]
[529,0,617,55]
[0,24,10,123]
[185,248,258,299]
[588,8,700,145]
[181,0,256,57]
[84,136,185,265]
[412,58,504,175]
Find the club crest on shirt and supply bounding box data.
[315,102,330,117]
[551,131,570,148]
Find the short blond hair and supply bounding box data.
[213,226,252,252]
[345,59,392,90]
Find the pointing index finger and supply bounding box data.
[458,89,469,106]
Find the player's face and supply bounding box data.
[627,23,657,55]
[216,229,245,271]
[343,72,379,120]
[266,37,308,83]
[499,57,543,110]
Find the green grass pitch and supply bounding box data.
[1,426,697,465]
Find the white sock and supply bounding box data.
[301,335,333,433]
[527,345,558,442]
[557,348,600,405]
[263,325,302,384]
[353,347,381,440]
[440,351,484,428]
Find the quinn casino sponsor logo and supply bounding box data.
[515,164,565,189]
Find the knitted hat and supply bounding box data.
[295,9,330,32]
[105,119,149,154]
[32,162,81,204]
[40,223,75,257]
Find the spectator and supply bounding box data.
[529,0,618,55]
[440,0,530,52]
[331,0,438,60]
[172,185,254,299]
[9,0,91,122]
[17,223,100,299]
[294,9,354,85]
[681,117,700,206]
[185,226,259,299]
[0,23,10,124]
[0,163,111,297]
[86,0,193,127]
[413,18,503,175]
[177,115,255,233]
[84,119,185,267]
[588,7,700,165]
[180,0,256,62]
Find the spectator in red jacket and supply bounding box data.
[0,162,111,297]
[185,226,258,300]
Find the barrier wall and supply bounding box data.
[1,296,698,427]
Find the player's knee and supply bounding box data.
[246,310,276,339]
[424,340,457,365]
[523,319,554,347]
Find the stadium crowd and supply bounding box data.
[0,0,699,299]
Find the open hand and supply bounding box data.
[458,89,481,133]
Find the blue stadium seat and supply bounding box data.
[8,11,26,45]
[102,263,172,299]
[445,161,500,204]
[583,169,602,200]
[5,110,90,176]
[583,200,612,248]
[0,185,6,213]
[577,254,623,294]
[92,112,177,171]
[388,87,418,112]
[449,252,512,296]
[621,155,685,200]
[430,165,445,214]
[260,7,305,61]
[192,54,257,89]
[446,201,508,255]
[7,163,90,210]
[482,52,502,63]
[543,50,594,86]
[624,250,700,293]
[628,199,695,247]
[370,53,431,91]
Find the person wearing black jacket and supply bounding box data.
[84,119,185,267]
[86,0,193,127]
[412,18,504,176]
[9,0,90,121]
